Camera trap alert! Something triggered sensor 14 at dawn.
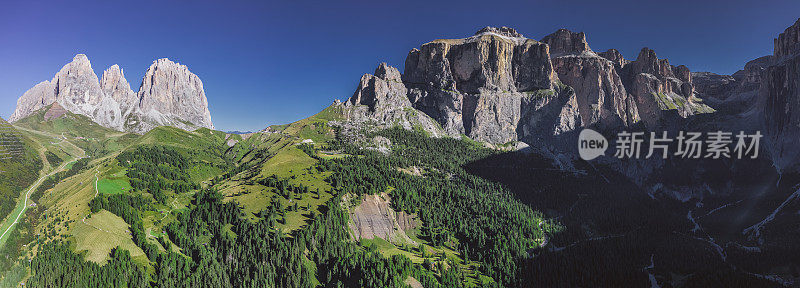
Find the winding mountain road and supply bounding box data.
[0,129,86,247]
[0,155,84,246]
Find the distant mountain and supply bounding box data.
[9,55,213,134]
[225,130,253,135]
[691,19,800,174]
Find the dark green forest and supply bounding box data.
[25,128,559,287]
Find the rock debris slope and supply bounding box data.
[10,55,213,133]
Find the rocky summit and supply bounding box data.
[342,26,713,144]
[9,55,213,133]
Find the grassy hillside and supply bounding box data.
[215,106,343,233]
[0,118,43,221]
[0,110,240,281]
[2,102,561,287]
[13,105,137,158]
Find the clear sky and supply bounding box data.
[1,0,798,132]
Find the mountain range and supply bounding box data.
[9,55,213,134]
[2,17,800,288]
[340,21,800,176]
[13,19,798,171]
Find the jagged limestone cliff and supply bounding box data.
[343,26,712,145]
[10,55,213,133]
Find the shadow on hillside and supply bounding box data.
[462,148,800,286]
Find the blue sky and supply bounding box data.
[1,0,798,132]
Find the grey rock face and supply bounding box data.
[101,64,138,117]
[763,19,800,173]
[10,54,123,129]
[620,48,713,128]
[543,29,640,130]
[347,63,409,111]
[598,49,629,69]
[692,72,737,100]
[135,58,214,133]
[733,56,773,89]
[693,56,772,110]
[763,56,800,173]
[349,27,711,144]
[474,26,524,38]
[343,63,442,136]
[402,28,559,143]
[10,55,214,133]
[51,54,106,112]
[774,18,800,59]
[541,29,591,56]
[347,193,417,243]
[10,81,56,122]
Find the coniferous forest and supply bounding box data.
[23,127,562,287]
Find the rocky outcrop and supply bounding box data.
[763,19,800,173]
[598,49,629,69]
[100,64,138,117]
[774,18,800,60]
[733,56,774,89]
[620,48,714,127]
[10,81,56,122]
[343,63,442,135]
[692,72,737,100]
[401,27,575,143]
[541,29,590,56]
[347,63,410,111]
[542,29,640,130]
[10,55,214,133]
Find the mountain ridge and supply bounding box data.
[9,55,214,134]
[341,26,715,146]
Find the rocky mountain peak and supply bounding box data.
[399,27,563,143]
[70,54,91,68]
[55,54,96,79]
[100,64,130,93]
[100,64,138,117]
[137,57,214,132]
[541,29,591,56]
[10,54,214,133]
[542,29,641,130]
[474,26,523,38]
[598,49,628,68]
[374,62,402,82]
[774,18,800,59]
[48,54,121,129]
[631,48,665,76]
[343,63,442,135]
[348,63,408,110]
[675,65,691,82]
